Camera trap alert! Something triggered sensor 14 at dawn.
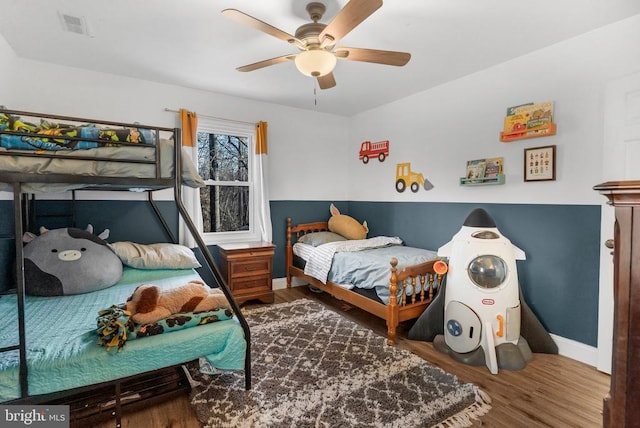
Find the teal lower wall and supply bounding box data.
[0,198,601,348]
[271,200,601,348]
[0,199,178,292]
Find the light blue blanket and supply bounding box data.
[0,267,246,402]
[327,245,439,304]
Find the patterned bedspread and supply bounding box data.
[96,305,234,351]
[0,111,154,151]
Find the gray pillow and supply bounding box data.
[298,231,347,246]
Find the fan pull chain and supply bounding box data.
[314,86,317,106]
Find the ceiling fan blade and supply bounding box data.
[319,0,382,47]
[222,9,302,46]
[317,72,336,90]
[236,54,296,72]
[335,47,411,66]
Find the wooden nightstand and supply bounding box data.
[218,241,275,304]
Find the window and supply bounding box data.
[196,118,259,244]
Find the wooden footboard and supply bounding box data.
[286,218,446,345]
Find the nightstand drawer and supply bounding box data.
[232,276,272,292]
[230,258,271,277]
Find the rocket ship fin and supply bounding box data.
[482,321,499,374]
[437,240,453,257]
[513,244,526,260]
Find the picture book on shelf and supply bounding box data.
[483,157,504,178]
[466,159,486,181]
[503,102,554,136]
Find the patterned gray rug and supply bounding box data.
[188,299,491,427]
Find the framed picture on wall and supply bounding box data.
[524,145,556,182]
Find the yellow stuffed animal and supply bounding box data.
[125,280,230,324]
[328,203,369,240]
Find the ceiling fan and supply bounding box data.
[221,0,411,89]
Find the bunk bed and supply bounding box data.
[286,218,447,345]
[0,108,251,426]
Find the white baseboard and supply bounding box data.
[272,277,306,290]
[272,277,287,290]
[549,333,598,367]
[271,277,598,367]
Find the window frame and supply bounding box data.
[196,117,260,245]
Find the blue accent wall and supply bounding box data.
[270,200,601,348]
[0,200,178,291]
[0,202,16,291]
[1,198,601,347]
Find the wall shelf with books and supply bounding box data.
[500,122,556,142]
[460,157,505,186]
[500,101,556,143]
[460,174,505,186]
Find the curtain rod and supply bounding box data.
[164,108,257,126]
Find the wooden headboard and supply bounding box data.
[286,218,329,275]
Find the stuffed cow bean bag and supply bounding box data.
[22,225,123,296]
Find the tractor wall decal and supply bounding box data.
[357,139,433,193]
[395,162,434,192]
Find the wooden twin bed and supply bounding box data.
[286,218,447,345]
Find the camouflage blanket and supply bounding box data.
[96,305,234,352]
[0,111,154,151]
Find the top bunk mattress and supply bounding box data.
[0,108,205,192]
[0,139,204,192]
[0,267,246,402]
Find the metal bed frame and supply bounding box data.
[0,108,251,426]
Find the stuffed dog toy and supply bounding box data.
[125,280,230,324]
[328,203,369,240]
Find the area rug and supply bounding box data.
[188,299,491,427]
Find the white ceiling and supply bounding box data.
[1,0,639,116]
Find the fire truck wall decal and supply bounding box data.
[395,162,434,192]
[359,140,389,164]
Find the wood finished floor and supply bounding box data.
[95,286,610,428]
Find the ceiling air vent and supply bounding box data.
[58,12,93,37]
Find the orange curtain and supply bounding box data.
[180,109,198,147]
[256,121,268,154]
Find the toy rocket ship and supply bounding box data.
[437,208,526,374]
[407,208,558,372]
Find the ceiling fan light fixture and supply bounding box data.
[294,50,336,77]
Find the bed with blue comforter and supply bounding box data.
[286,218,447,346]
[0,267,246,402]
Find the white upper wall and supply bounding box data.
[348,15,640,205]
[0,44,350,201]
[2,15,639,205]
[0,34,15,102]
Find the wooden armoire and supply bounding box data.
[594,180,640,428]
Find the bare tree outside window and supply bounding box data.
[197,131,250,233]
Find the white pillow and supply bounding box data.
[109,241,201,269]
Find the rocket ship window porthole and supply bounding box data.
[471,230,500,239]
[467,255,507,289]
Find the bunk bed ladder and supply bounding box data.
[172,184,252,391]
[25,191,77,232]
[169,127,251,391]
[146,189,251,391]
